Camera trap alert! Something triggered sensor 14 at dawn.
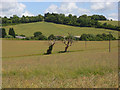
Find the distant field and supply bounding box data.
[2,40,118,88]
[3,22,118,38]
[99,21,118,26]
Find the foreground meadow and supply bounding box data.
[2,40,118,88]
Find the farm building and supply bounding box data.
[74,36,81,38]
[15,36,26,39]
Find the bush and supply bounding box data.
[24,36,35,40]
[24,37,30,40]
[5,35,14,38]
[95,36,103,41]
[34,35,47,40]
[34,32,42,37]
[56,36,64,40]
[80,33,116,41]
[65,34,74,40]
[74,37,80,41]
[32,31,47,40]
[79,34,92,41]
[48,34,56,40]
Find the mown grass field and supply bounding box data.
[99,21,118,26]
[2,40,118,88]
[3,22,118,38]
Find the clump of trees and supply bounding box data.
[34,32,42,37]
[89,15,107,21]
[1,13,120,31]
[24,33,64,41]
[80,33,116,41]
[95,22,120,31]
[23,32,116,41]
[44,13,120,31]
[0,27,16,38]
[9,28,15,38]
[2,14,44,26]
[0,28,116,41]
[48,34,56,40]
[33,31,47,40]
[44,13,99,27]
[48,34,64,40]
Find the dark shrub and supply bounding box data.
[34,32,42,37]
[9,28,15,38]
[20,34,26,37]
[0,28,7,38]
[48,34,56,40]
[56,36,64,40]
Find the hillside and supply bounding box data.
[99,21,118,26]
[3,22,118,38]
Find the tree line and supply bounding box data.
[44,13,120,31]
[1,15,44,26]
[0,28,116,41]
[1,13,120,31]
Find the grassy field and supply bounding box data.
[99,21,118,26]
[2,40,118,88]
[3,22,118,38]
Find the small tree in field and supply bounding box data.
[48,34,56,40]
[46,39,56,54]
[9,28,15,38]
[34,32,42,37]
[63,33,73,52]
[1,28,7,38]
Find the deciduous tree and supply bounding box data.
[63,33,73,52]
[9,28,15,38]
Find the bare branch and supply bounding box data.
[63,33,74,52]
[63,41,68,45]
[48,39,56,46]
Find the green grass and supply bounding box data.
[3,22,118,38]
[2,40,118,88]
[99,21,118,26]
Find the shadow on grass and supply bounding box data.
[43,53,51,55]
[58,51,66,53]
[58,50,84,53]
[3,49,84,58]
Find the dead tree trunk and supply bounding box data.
[63,33,73,52]
[46,40,55,54]
[65,45,69,52]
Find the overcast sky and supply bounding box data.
[0,0,118,20]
